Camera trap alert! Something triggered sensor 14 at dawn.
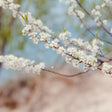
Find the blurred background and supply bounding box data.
[0,0,112,111]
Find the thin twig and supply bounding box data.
[76,0,112,37]
[42,68,88,77]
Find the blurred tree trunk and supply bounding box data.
[0,0,22,73]
[0,39,6,55]
[0,7,6,72]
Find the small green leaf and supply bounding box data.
[63,26,66,32]
[95,32,98,39]
[93,2,96,8]
[89,38,94,46]
[20,14,25,20]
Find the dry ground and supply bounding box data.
[0,69,112,112]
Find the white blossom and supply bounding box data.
[40,32,51,41]
[65,0,85,19]
[0,0,20,17]
[57,46,66,55]
[0,55,45,74]
[91,2,109,27]
[102,20,107,25]
[70,38,103,56]
[59,31,71,42]
[104,0,112,4]
[102,63,112,76]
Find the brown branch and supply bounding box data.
[106,7,112,19]
[75,0,112,37]
[101,24,112,36]
[42,68,88,77]
[74,7,112,45]
[75,0,90,16]
[0,39,6,73]
[0,7,2,29]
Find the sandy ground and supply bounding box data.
[0,69,112,112]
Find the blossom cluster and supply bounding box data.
[102,63,112,76]
[65,47,98,71]
[70,38,103,56]
[64,0,85,19]
[91,5,107,27]
[0,0,20,18]
[59,31,71,45]
[0,55,45,74]
[91,1,112,34]
[19,12,52,44]
[104,0,112,4]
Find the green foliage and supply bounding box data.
[92,2,96,9]
[89,37,94,46]
[20,13,28,24]
[95,32,98,39]
[63,26,66,32]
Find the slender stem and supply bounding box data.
[75,0,112,37]
[0,8,3,73]
[102,24,112,36]
[73,7,112,45]
[42,68,88,77]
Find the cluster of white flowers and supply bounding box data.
[104,0,112,4]
[102,63,112,76]
[45,39,59,48]
[19,12,52,44]
[66,47,98,71]
[91,5,107,27]
[0,0,20,18]
[65,0,85,19]
[0,1,52,45]
[70,38,103,56]
[0,55,45,74]
[59,31,71,44]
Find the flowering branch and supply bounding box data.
[0,0,112,77]
[65,0,112,45]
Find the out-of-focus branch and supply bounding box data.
[0,7,3,72]
[76,0,90,16]
[106,7,112,19]
[75,0,112,37]
[73,8,112,45]
[0,39,6,55]
[101,24,112,36]
[0,39,6,73]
